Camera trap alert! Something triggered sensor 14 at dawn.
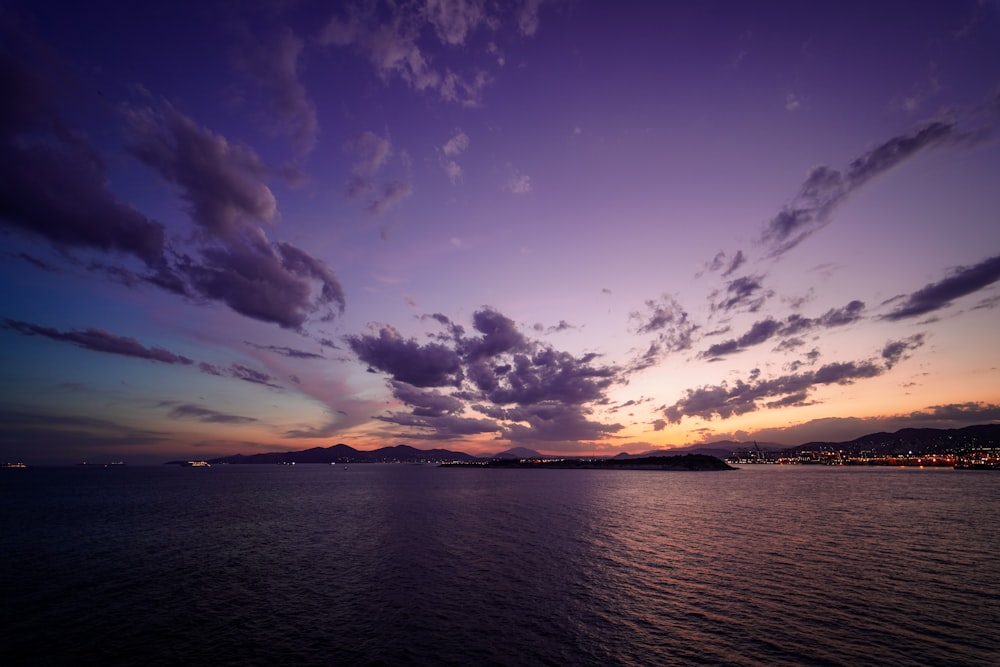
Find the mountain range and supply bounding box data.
[187,424,999,465]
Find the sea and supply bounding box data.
[2,463,998,666]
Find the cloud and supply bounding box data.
[760,121,963,258]
[244,341,324,359]
[785,92,801,112]
[441,128,469,183]
[196,361,282,388]
[425,0,490,46]
[882,254,1000,321]
[346,325,464,387]
[180,235,346,329]
[319,1,524,106]
[346,307,623,446]
[368,180,413,214]
[665,337,923,424]
[703,300,865,358]
[126,105,277,238]
[505,168,532,195]
[443,128,470,156]
[346,130,392,179]
[627,295,697,368]
[517,0,543,36]
[881,333,925,369]
[168,404,258,424]
[233,27,318,154]
[4,319,194,365]
[0,48,166,267]
[711,275,771,313]
[229,363,282,389]
[907,402,1000,423]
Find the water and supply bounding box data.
[2,464,998,666]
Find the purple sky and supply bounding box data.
[2,0,999,464]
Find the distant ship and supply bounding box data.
[181,461,212,467]
[77,461,125,467]
[1,462,27,468]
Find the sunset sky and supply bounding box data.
[2,0,999,464]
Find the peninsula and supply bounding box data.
[442,454,735,471]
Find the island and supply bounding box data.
[441,454,734,471]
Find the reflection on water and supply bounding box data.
[1,464,997,665]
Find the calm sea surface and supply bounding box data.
[2,464,998,666]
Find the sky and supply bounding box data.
[2,0,1000,464]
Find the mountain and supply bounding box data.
[794,423,1000,455]
[492,447,545,459]
[207,443,478,465]
[615,440,786,460]
[194,424,1000,465]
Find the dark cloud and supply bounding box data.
[703,318,781,358]
[346,326,464,387]
[907,402,1000,423]
[4,319,193,365]
[761,121,961,258]
[376,412,499,438]
[347,307,624,445]
[533,319,575,334]
[460,308,530,361]
[244,341,324,359]
[882,255,1000,321]
[126,104,277,238]
[499,403,624,442]
[720,250,746,277]
[197,360,282,388]
[229,363,282,389]
[703,300,865,358]
[3,34,344,332]
[233,27,318,155]
[199,361,225,376]
[389,380,464,417]
[711,275,771,313]
[627,295,697,369]
[180,235,345,330]
[168,404,257,424]
[664,347,900,423]
[0,48,166,267]
[818,299,865,326]
[881,333,925,369]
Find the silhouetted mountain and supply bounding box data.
[208,443,478,465]
[794,424,1000,455]
[195,424,999,465]
[615,441,785,459]
[493,447,545,459]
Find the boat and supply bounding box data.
[182,460,211,467]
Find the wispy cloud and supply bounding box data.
[703,300,865,358]
[233,27,318,155]
[664,336,926,423]
[882,254,1000,321]
[4,319,194,365]
[760,121,966,259]
[168,403,258,424]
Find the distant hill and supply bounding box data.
[492,447,545,459]
[793,423,1000,455]
[207,443,478,465]
[192,424,1000,465]
[616,440,785,460]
